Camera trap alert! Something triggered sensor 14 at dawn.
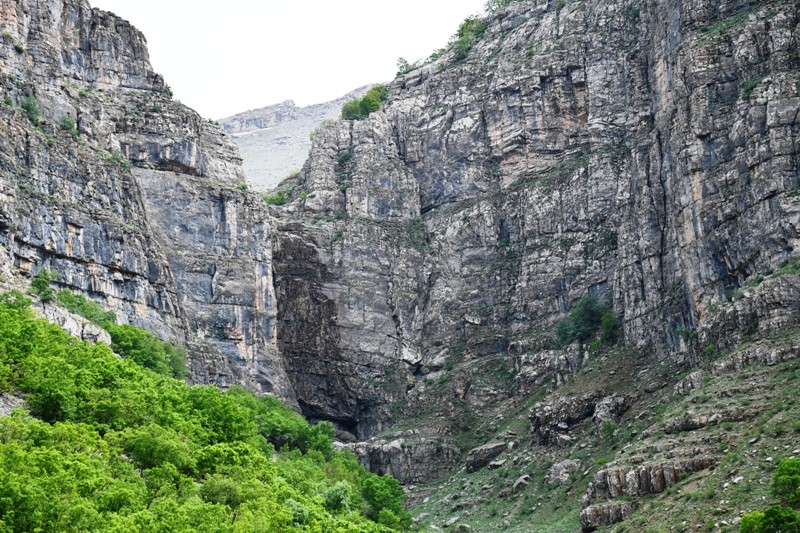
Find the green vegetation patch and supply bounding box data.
[342,86,389,121]
[454,17,488,62]
[0,290,411,532]
[554,295,619,347]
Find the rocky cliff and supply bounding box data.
[270,0,800,440]
[0,0,294,402]
[2,0,800,530]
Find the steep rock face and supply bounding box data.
[272,0,800,439]
[0,0,294,401]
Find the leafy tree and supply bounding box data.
[741,458,800,532]
[454,17,488,62]
[362,475,409,526]
[321,481,352,512]
[774,458,800,508]
[396,57,413,76]
[0,292,405,531]
[57,289,117,328]
[555,295,617,347]
[106,323,186,378]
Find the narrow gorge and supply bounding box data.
[1,0,799,531]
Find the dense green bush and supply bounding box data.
[341,85,389,120]
[554,295,619,347]
[774,458,800,508]
[0,291,407,532]
[107,323,188,379]
[30,269,57,302]
[57,289,117,328]
[741,458,800,532]
[363,475,410,526]
[59,115,78,136]
[454,17,488,62]
[741,505,800,533]
[263,191,288,205]
[57,288,186,378]
[20,95,40,125]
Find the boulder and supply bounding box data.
[466,442,507,473]
[546,460,581,484]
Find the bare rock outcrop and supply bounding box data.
[347,436,461,484]
[530,392,604,445]
[466,442,508,473]
[584,458,718,501]
[0,0,295,402]
[580,502,638,532]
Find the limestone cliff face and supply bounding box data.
[272,0,800,441]
[0,0,295,402]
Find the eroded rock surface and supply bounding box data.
[0,0,294,401]
[270,0,800,441]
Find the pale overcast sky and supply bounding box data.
[89,0,488,119]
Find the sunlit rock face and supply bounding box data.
[0,0,295,403]
[271,0,800,441]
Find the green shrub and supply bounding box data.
[600,307,620,342]
[555,295,615,347]
[57,289,117,328]
[742,77,764,100]
[321,480,352,512]
[106,323,187,379]
[600,420,618,440]
[59,115,78,136]
[341,85,388,120]
[263,191,288,205]
[20,95,41,124]
[454,17,488,62]
[30,269,57,302]
[0,291,406,532]
[362,475,410,526]
[285,498,310,525]
[741,505,800,532]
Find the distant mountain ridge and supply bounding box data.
[219,87,371,189]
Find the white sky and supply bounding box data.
[89,0,488,119]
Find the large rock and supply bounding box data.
[530,392,604,445]
[546,459,581,484]
[580,502,638,532]
[466,442,507,473]
[346,436,460,484]
[584,458,718,501]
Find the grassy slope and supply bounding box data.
[402,329,799,533]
